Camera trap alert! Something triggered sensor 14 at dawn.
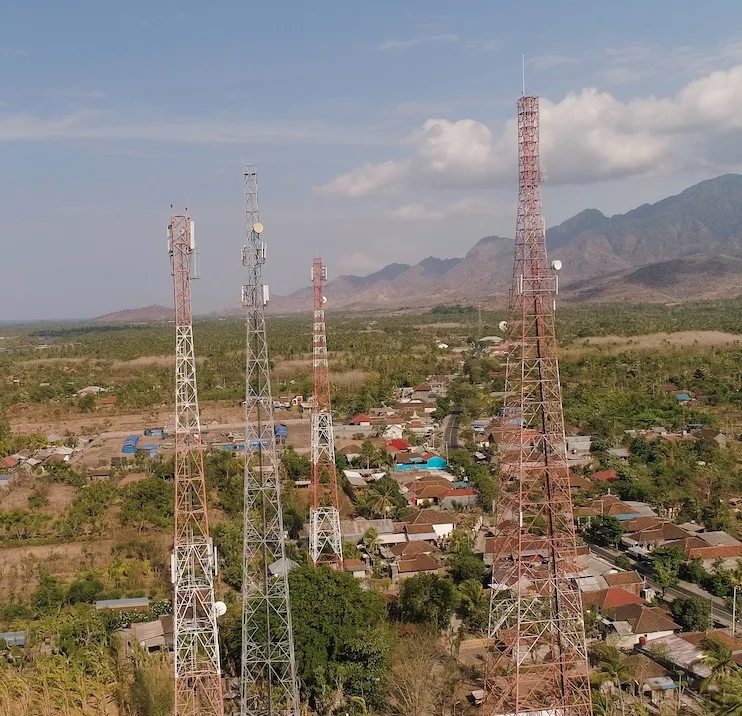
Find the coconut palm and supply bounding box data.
[710,673,742,716]
[363,527,381,555]
[696,636,739,693]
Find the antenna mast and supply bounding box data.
[309,258,343,568]
[240,166,300,716]
[484,97,592,716]
[169,213,224,716]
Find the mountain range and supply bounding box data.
[95,174,742,322]
[264,173,742,312]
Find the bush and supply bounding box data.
[396,574,458,629]
[670,597,711,631]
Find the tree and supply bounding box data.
[363,528,381,556]
[457,579,488,634]
[120,477,174,530]
[448,550,487,585]
[386,631,447,716]
[670,596,711,631]
[66,572,105,604]
[650,546,685,597]
[592,643,634,705]
[397,574,458,630]
[33,570,65,614]
[708,672,742,716]
[287,566,389,711]
[586,516,625,547]
[696,636,738,692]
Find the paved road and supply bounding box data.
[444,412,461,451]
[589,545,736,629]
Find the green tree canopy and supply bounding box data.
[397,573,458,630]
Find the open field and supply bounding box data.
[563,330,742,356]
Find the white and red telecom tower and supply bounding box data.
[308,258,343,568]
[168,213,224,716]
[484,97,592,716]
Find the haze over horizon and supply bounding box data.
[5,1,742,320]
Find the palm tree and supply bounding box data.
[363,528,381,556]
[366,481,398,515]
[696,636,739,693]
[592,644,634,716]
[710,673,742,716]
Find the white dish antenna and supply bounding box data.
[253,222,264,235]
[322,296,328,304]
[551,259,563,272]
[498,320,508,332]
[215,601,227,617]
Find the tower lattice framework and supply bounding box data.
[240,166,300,716]
[308,258,343,567]
[169,214,224,716]
[484,96,593,716]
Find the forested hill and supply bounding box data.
[264,174,742,312]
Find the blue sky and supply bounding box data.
[3,1,742,319]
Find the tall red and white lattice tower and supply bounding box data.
[485,97,593,716]
[168,214,224,716]
[308,258,343,567]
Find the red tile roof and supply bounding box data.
[390,541,440,558]
[343,559,366,572]
[388,439,411,451]
[398,553,439,574]
[0,456,19,469]
[583,587,645,611]
[445,487,479,497]
[591,469,618,482]
[687,545,742,560]
[603,571,643,588]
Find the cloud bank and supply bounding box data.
[319,64,742,198]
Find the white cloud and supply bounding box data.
[377,34,458,52]
[528,54,576,71]
[338,252,384,274]
[319,63,742,196]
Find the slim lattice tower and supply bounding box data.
[240,166,300,716]
[485,97,593,716]
[168,213,224,716]
[308,258,343,568]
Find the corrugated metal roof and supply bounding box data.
[95,597,149,610]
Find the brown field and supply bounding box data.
[563,330,742,357]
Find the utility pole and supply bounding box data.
[484,97,593,716]
[240,166,300,716]
[308,258,343,568]
[168,213,224,716]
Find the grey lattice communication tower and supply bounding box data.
[240,166,300,716]
[168,213,224,716]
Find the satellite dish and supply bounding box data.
[499,320,508,332]
[215,601,227,617]
[551,259,563,272]
[253,222,264,235]
[322,296,327,304]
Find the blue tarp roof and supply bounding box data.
[0,631,26,647]
[95,597,149,610]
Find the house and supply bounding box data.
[693,429,727,447]
[427,375,450,396]
[412,384,432,400]
[403,509,456,541]
[387,438,411,452]
[343,470,368,491]
[389,541,440,559]
[394,553,441,580]
[395,453,447,471]
[591,468,618,482]
[339,444,363,461]
[623,653,678,705]
[603,570,644,597]
[340,518,403,545]
[0,456,19,470]
[639,633,713,684]
[268,557,300,578]
[343,559,367,579]
[441,487,479,509]
[95,597,150,613]
[569,473,594,491]
[76,386,107,396]
[90,467,112,481]
[566,435,592,465]
[600,604,680,648]
[622,522,695,556]
[574,495,642,524]
[128,615,174,652]
[0,631,26,648]
[608,448,630,459]
[582,587,645,613]
[350,414,372,427]
[383,424,405,441]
